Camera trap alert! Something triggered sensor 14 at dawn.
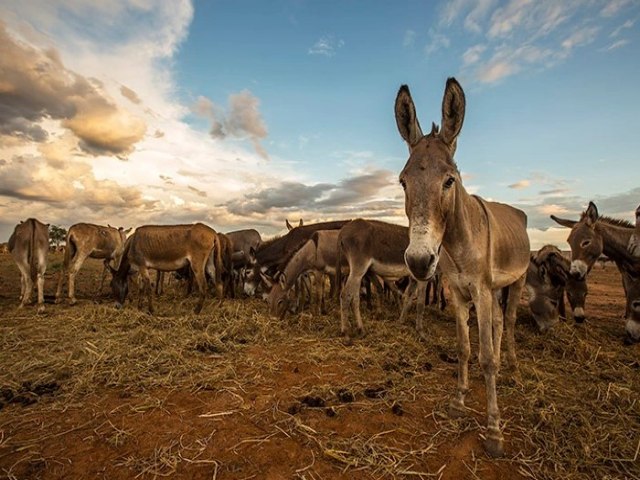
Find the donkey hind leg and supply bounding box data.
[16,261,32,307]
[476,289,504,458]
[448,285,471,418]
[67,252,90,305]
[192,256,208,314]
[503,274,525,371]
[36,256,46,313]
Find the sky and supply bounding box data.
[0,0,639,249]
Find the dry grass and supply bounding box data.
[0,256,638,479]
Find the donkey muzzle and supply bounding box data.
[404,251,438,281]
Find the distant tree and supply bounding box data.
[49,225,67,248]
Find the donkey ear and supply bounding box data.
[285,219,293,231]
[259,272,274,289]
[440,77,465,147]
[550,215,577,229]
[394,85,423,148]
[585,201,599,227]
[298,219,303,227]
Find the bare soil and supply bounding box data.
[0,254,638,480]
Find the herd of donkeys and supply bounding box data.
[4,78,639,458]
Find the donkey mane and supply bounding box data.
[257,234,282,251]
[588,214,635,229]
[278,238,310,271]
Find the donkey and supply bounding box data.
[267,229,341,318]
[225,228,262,294]
[395,79,529,457]
[336,219,428,338]
[110,223,223,314]
[526,245,588,332]
[243,220,349,296]
[8,218,49,312]
[551,202,640,339]
[55,223,131,305]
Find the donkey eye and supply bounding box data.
[399,178,406,190]
[444,176,455,189]
[580,240,591,248]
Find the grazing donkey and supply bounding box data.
[526,245,588,332]
[55,223,131,305]
[395,79,529,457]
[110,223,223,314]
[243,220,349,296]
[551,202,640,340]
[8,218,49,312]
[267,229,341,318]
[337,219,428,338]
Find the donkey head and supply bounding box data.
[396,78,465,281]
[551,202,603,280]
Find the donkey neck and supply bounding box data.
[442,183,485,263]
[282,240,315,291]
[596,221,634,264]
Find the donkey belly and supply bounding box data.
[370,261,408,280]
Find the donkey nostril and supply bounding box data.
[632,301,640,309]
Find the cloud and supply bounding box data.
[120,85,142,104]
[188,185,207,197]
[403,29,416,47]
[0,153,155,211]
[462,44,487,66]
[508,179,531,189]
[425,29,450,55]
[602,39,630,51]
[601,0,632,17]
[438,0,637,85]
[611,19,635,37]
[224,169,397,217]
[194,92,268,159]
[308,35,344,57]
[560,26,599,51]
[0,22,146,158]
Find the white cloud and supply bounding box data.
[425,29,451,55]
[611,19,635,37]
[509,179,531,190]
[601,0,633,17]
[403,29,416,47]
[308,35,344,57]
[462,44,487,66]
[435,0,637,85]
[602,39,630,50]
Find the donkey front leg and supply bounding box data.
[477,289,504,458]
[448,286,471,418]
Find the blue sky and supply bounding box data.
[0,0,639,247]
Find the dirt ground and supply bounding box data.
[0,253,638,480]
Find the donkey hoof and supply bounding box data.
[54,297,63,305]
[37,305,45,314]
[448,401,466,419]
[483,435,504,458]
[69,298,77,306]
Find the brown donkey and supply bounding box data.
[551,202,640,341]
[8,218,49,312]
[395,78,529,457]
[55,223,131,305]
